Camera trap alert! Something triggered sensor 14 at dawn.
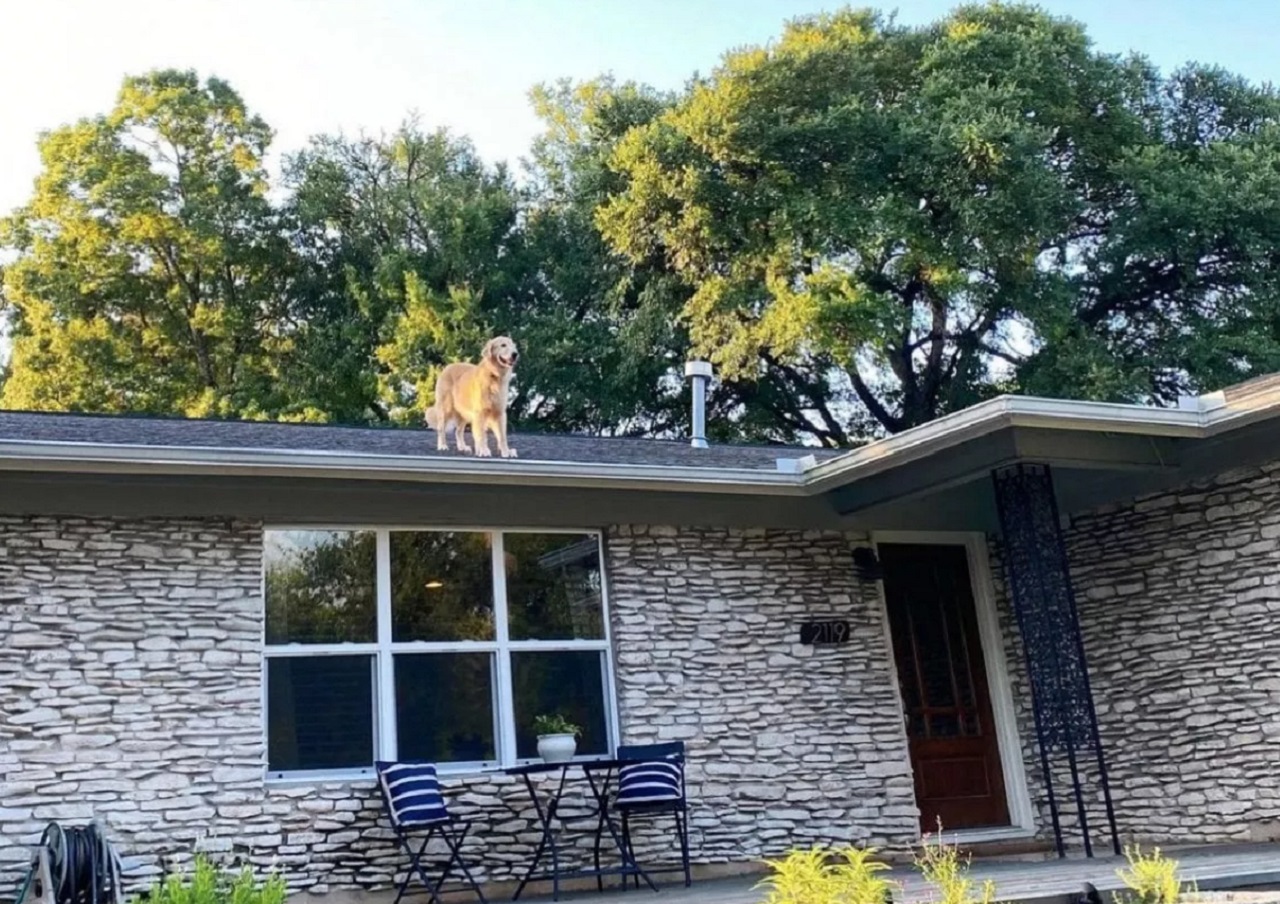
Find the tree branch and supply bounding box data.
[848,368,903,433]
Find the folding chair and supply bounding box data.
[613,741,691,888]
[375,761,488,904]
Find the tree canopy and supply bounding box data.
[599,4,1280,436]
[6,4,1280,444]
[0,70,296,417]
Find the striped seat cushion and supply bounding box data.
[377,761,450,827]
[616,758,682,806]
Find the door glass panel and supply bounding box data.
[929,714,962,737]
[915,605,958,709]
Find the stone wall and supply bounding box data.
[992,461,1280,848]
[606,525,919,860]
[0,516,919,897]
[0,516,580,896]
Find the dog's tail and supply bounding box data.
[424,404,441,431]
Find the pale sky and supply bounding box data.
[4,0,1280,217]
[3,0,1280,361]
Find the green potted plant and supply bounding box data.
[533,712,582,763]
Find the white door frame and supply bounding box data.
[871,530,1037,842]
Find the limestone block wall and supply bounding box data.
[0,516,919,897]
[991,461,1280,847]
[605,526,919,861]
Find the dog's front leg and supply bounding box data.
[497,408,517,458]
[472,414,492,457]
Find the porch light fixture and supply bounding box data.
[852,547,883,582]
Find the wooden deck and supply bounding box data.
[514,844,1280,903]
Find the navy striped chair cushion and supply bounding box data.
[616,758,682,807]
[376,761,450,827]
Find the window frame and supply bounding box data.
[261,525,620,783]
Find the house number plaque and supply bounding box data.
[799,620,851,645]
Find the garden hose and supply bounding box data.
[14,821,123,904]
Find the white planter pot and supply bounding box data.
[537,733,577,763]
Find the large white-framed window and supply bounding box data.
[261,527,617,781]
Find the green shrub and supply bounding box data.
[1115,845,1187,904]
[138,854,287,904]
[914,831,998,904]
[756,844,895,904]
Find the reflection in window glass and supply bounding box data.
[267,655,374,772]
[263,528,618,772]
[264,530,376,644]
[505,534,604,640]
[391,532,495,642]
[512,650,608,759]
[395,653,497,763]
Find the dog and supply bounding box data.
[424,336,519,458]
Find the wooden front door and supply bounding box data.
[879,542,1010,832]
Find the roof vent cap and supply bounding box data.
[684,360,714,449]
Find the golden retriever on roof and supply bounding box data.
[424,336,519,458]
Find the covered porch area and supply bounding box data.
[816,378,1280,859]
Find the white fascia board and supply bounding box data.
[0,439,806,496]
[802,396,1222,493]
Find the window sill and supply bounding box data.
[265,769,376,788]
[264,755,616,788]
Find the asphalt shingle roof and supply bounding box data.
[0,410,841,471]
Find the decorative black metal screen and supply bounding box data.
[991,463,1120,858]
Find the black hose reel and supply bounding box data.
[13,822,124,904]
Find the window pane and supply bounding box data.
[264,530,376,644]
[267,655,374,773]
[391,532,495,642]
[505,534,605,641]
[395,653,497,763]
[513,651,608,759]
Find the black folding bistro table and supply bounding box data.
[504,759,657,901]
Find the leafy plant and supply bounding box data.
[1115,845,1187,904]
[533,713,581,736]
[915,829,998,904]
[139,854,287,904]
[756,845,895,904]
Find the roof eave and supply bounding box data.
[4,387,1280,499]
[802,391,1280,494]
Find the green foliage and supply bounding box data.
[286,121,519,424]
[756,845,895,904]
[0,69,297,418]
[138,855,286,904]
[1115,845,1187,904]
[600,3,1280,434]
[914,831,998,904]
[533,712,582,736]
[757,836,1009,904]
